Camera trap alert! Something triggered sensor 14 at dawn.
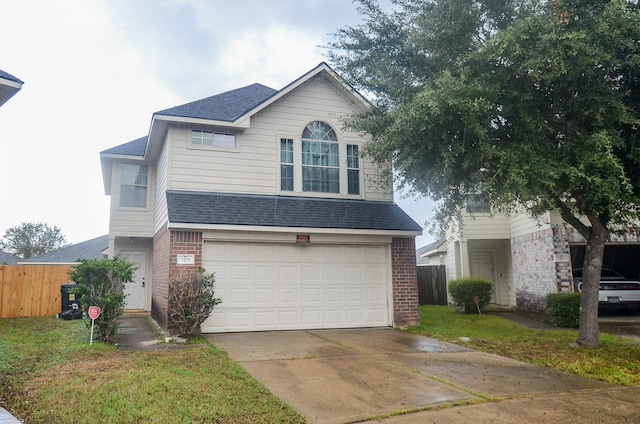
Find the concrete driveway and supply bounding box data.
[206,328,639,423]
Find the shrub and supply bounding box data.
[448,277,493,314]
[546,292,581,328]
[68,257,136,344]
[167,267,221,339]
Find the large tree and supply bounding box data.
[0,222,69,259]
[328,0,640,348]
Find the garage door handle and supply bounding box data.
[142,278,145,288]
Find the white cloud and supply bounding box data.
[0,0,435,246]
[216,26,325,90]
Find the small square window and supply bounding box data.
[192,130,235,148]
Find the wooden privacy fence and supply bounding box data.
[417,265,448,306]
[0,265,73,318]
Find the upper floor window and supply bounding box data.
[280,138,294,191]
[120,164,148,208]
[466,194,490,214]
[192,130,236,149]
[346,144,360,195]
[302,121,339,193]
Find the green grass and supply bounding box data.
[407,306,640,386]
[0,317,305,423]
[2,308,639,422]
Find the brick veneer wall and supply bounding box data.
[151,226,170,329]
[511,228,560,315]
[391,237,420,327]
[152,229,203,331]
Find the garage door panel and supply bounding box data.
[255,288,275,303]
[346,309,364,324]
[324,266,342,280]
[279,266,299,280]
[325,288,343,302]
[255,312,275,327]
[302,288,322,303]
[279,288,299,303]
[202,242,390,332]
[302,310,321,325]
[346,288,364,301]
[255,265,275,280]
[367,287,385,301]
[302,266,321,280]
[346,266,364,281]
[230,288,252,303]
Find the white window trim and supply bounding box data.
[275,134,363,199]
[189,129,239,152]
[118,163,151,211]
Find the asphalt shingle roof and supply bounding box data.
[155,83,278,122]
[166,191,422,232]
[101,136,147,157]
[0,69,23,84]
[21,235,108,263]
[0,250,20,265]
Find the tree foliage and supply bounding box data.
[328,0,640,347]
[68,258,136,344]
[167,267,221,339]
[0,222,68,258]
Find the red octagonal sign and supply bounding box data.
[88,306,101,320]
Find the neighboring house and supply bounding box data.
[20,235,109,264]
[416,238,446,266]
[0,250,20,265]
[0,69,23,107]
[445,202,640,317]
[100,62,422,333]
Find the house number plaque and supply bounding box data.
[177,254,195,265]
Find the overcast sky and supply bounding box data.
[0,0,436,248]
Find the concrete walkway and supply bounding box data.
[0,407,20,424]
[206,328,640,423]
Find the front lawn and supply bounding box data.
[408,306,640,386]
[2,308,639,423]
[0,317,305,423]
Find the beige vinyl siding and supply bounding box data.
[509,211,552,239]
[108,162,155,237]
[167,76,393,201]
[153,132,170,234]
[460,213,511,239]
[169,126,276,195]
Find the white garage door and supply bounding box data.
[201,241,390,332]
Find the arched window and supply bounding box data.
[301,121,339,193]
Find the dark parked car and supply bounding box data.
[573,268,640,312]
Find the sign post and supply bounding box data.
[88,306,101,345]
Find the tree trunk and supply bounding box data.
[576,219,608,348]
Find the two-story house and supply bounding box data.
[100,63,422,333]
[445,202,640,317]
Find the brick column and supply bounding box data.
[391,237,420,327]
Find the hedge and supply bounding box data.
[448,277,493,314]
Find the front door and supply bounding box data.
[121,250,147,310]
[469,250,499,304]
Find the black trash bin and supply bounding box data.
[60,283,83,320]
